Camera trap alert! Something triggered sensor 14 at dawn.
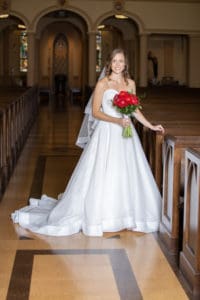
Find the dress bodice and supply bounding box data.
[102,89,122,118]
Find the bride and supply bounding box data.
[12,48,164,237]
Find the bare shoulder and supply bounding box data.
[127,78,135,88]
[95,77,108,92]
[127,78,136,92]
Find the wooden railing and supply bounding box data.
[0,86,38,198]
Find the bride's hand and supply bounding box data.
[151,124,165,134]
[120,117,131,128]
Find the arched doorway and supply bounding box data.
[53,33,68,95]
[96,15,139,82]
[36,9,88,98]
[0,15,27,87]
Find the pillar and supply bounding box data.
[188,34,200,88]
[139,33,148,87]
[27,32,36,87]
[88,31,97,87]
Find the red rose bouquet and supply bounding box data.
[113,90,141,137]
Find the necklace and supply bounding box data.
[109,77,127,89]
[109,76,123,82]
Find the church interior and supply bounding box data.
[0,0,200,299]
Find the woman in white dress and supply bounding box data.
[12,48,164,237]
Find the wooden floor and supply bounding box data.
[0,90,197,300]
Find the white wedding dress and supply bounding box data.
[12,89,161,236]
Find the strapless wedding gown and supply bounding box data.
[12,89,161,236]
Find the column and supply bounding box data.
[81,36,88,92]
[139,33,148,87]
[88,31,97,87]
[3,29,9,78]
[34,36,40,86]
[188,34,200,88]
[27,32,36,87]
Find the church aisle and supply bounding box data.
[0,97,189,300]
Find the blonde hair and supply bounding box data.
[105,48,130,85]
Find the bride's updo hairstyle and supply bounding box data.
[105,48,130,85]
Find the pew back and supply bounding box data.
[180,148,200,297]
[159,134,200,255]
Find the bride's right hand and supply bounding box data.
[119,117,131,128]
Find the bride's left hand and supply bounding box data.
[151,124,165,134]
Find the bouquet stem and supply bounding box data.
[122,125,132,137]
[122,115,132,138]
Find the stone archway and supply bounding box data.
[0,14,28,87]
[34,9,89,95]
[94,12,141,82]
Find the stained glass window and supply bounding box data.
[20,31,28,72]
[96,31,102,73]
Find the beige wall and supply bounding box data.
[148,35,188,85]
[11,0,200,33]
[3,0,200,87]
[188,35,200,87]
[126,2,200,32]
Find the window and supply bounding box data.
[20,31,28,72]
[96,32,102,73]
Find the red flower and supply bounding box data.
[113,91,141,115]
[112,90,142,137]
[130,94,139,105]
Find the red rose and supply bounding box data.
[113,90,141,115]
[112,90,142,137]
[130,95,139,105]
[118,100,126,108]
[119,91,127,98]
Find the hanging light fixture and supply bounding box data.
[0,13,8,18]
[115,14,128,19]
[18,24,26,29]
[0,0,10,18]
[97,25,105,30]
[113,1,128,20]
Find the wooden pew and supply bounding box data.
[0,101,13,187]
[159,135,200,255]
[0,87,38,198]
[135,87,200,189]
[134,121,200,192]
[180,148,200,298]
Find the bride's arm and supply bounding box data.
[133,108,165,133]
[131,80,164,133]
[92,80,129,127]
